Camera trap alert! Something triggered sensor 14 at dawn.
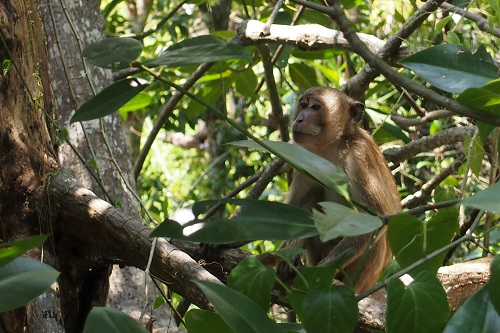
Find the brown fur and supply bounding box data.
[281,87,400,293]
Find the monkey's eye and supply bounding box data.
[300,102,308,109]
[311,104,321,110]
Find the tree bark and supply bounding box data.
[0,0,59,331]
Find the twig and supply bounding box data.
[133,62,214,178]
[402,155,465,208]
[391,109,454,130]
[441,2,500,38]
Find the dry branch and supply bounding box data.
[383,126,476,163]
[235,20,411,62]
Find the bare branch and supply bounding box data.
[391,109,454,130]
[383,126,475,163]
[235,20,411,63]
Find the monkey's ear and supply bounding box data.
[349,102,364,124]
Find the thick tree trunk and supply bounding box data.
[0,0,59,331]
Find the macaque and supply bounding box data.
[279,87,400,293]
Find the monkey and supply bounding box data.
[278,87,401,293]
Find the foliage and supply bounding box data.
[0,236,59,313]
[75,0,500,331]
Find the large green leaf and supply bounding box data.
[490,255,500,315]
[443,285,500,333]
[150,198,316,243]
[185,309,233,333]
[234,69,258,97]
[0,235,47,267]
[71,78,149,123]
[302,286,358,333]
[387,271,449,333]
[83,307,148,333]
[0,257,59,312]
[458,79,500,138]
[387,208,458,275]
[231,140,349,200]
[462,181,500,213]
[313,202,382,242]
[144,35,252,68]
[227,256,274,310]
[288,63,320,90]
[193,280,284,333]
[399,44,498,93]
[82,37,143,70]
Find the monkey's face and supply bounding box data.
[292,87,350,147]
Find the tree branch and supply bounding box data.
[290,0,500,125]
[383,126,475,163]
[46,172,222,309]
[235,19,411,63]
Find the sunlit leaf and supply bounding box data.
[150,198,316,243]
[399,44,498,93]
[71,78,149,123]
[193,280,284,333]
[0,257,59,312]
[0,235,48,267]
[387,271,449,333]
[313,202,382,242]
[83,307,148,333]
[82,37,143,69]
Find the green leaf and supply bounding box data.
[387,209,458,275]
[490,255,500,315]
[399,44,498,93]
[0,235,48,267]
[71,78,149,123]
[227,256,274,310]
[289,63,319,90]
[2,59,11,75]
[313,202,382,242]
[462,182,500,213]
[231,140,349,201]
[193,280,284,333]
[234,69,258,97]
[0,257,60,312]
[302,286,358,333]
[83,307,149,333]
[387,271,449,333]
[288,266,339,320]
[144,36,252,68]
[463,135,484,176]
[443,285,500,333]
[150,198,316,243]
[458,79,500,138]
[119,92,152,113]
[82,37,143,69]
[185,309,233,333]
